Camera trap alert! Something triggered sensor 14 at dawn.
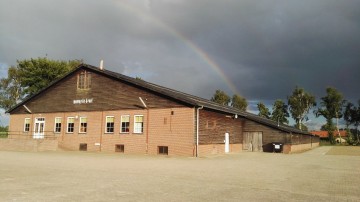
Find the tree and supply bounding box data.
[17,58,82,96]
[352,101,360,144]
[0,67,24,110]
[344,101,354,129]
[0,57,82,110]
[271,100,289,125]
[257,102,271,119]
[288,86,316,130]
[320,121,337,144]
[231,94,247,111]
[211,90,230,106]
[314,87,345,144]
[344,100,360,144]
[294,123,308,132]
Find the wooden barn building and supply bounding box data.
[6,64,319,156]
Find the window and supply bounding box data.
[79,117,87,133]
[134,115,144,134]
[115,144,124,153]
[120,115,130,133]
[106,116,114,133]
[24,118,30,132]
[67,117,75,133]
[54,117,62,133]
[77,71,91,89]
[158,146,168,155]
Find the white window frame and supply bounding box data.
[134,115,144,134]
[67,117,75,133]
[54,117,62,133]
[105,116,115,133]
[79,117,87,133]
[120,115,130,133]
[24,118,31,132]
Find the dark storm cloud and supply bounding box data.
[151,0,360,101]
[0,0,359,103]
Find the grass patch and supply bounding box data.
[326,146,360,156]
[320,141,349,146]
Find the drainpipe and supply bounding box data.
[139,97,149,154]
[146,108,149,154]
[196,105,203,157]
[99,111,104,152]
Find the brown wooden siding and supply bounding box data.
[198,109,243,145]
[244,120,290,152]
[244,120,319,152]
[291,133,319,145]
[11,68,186,114]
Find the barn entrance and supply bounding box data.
[243,132,263,152]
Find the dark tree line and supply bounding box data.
[210,89,247,111]
[211,86,359,145]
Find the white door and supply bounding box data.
[225,133,230,153]
[33,118,45,139]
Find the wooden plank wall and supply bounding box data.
[198,109,243,145]
[244,120,290,152]
[244,120,319,152]
[291,134,320,145]
[11,68,186,114]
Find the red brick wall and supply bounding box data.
[147,108,195,156]
[9,107,195,156]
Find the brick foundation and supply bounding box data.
[283,142,320,154]
[0,139,58,152]
[198,144,242,156]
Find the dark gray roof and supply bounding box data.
[8,64,312,135]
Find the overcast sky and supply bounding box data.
[1,0,359,129]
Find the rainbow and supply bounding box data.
[114,1,240,95]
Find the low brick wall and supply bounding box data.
[283,142,320,154]
[198,144,242,156]
[0,139,58,152]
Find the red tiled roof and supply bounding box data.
[311,130,347,138]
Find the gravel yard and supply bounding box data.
[0,146,359,201]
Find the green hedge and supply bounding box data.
[0,132,8,138]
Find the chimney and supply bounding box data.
[100,60,104,70]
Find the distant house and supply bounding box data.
[311,130,347,143]
[5,64,319,156]
[311,130,347,138]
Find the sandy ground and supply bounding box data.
[0,146,359,202]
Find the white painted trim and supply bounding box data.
[105,116,115,134]
[24,118,30,132]
[54,117,62,133]
[79,117,87,134]
[120,115,130,134]
[66,117,75,133]
[133,115,144,134]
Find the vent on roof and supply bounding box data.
[100,60,104,70]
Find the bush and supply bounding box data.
[0,132,8,138]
